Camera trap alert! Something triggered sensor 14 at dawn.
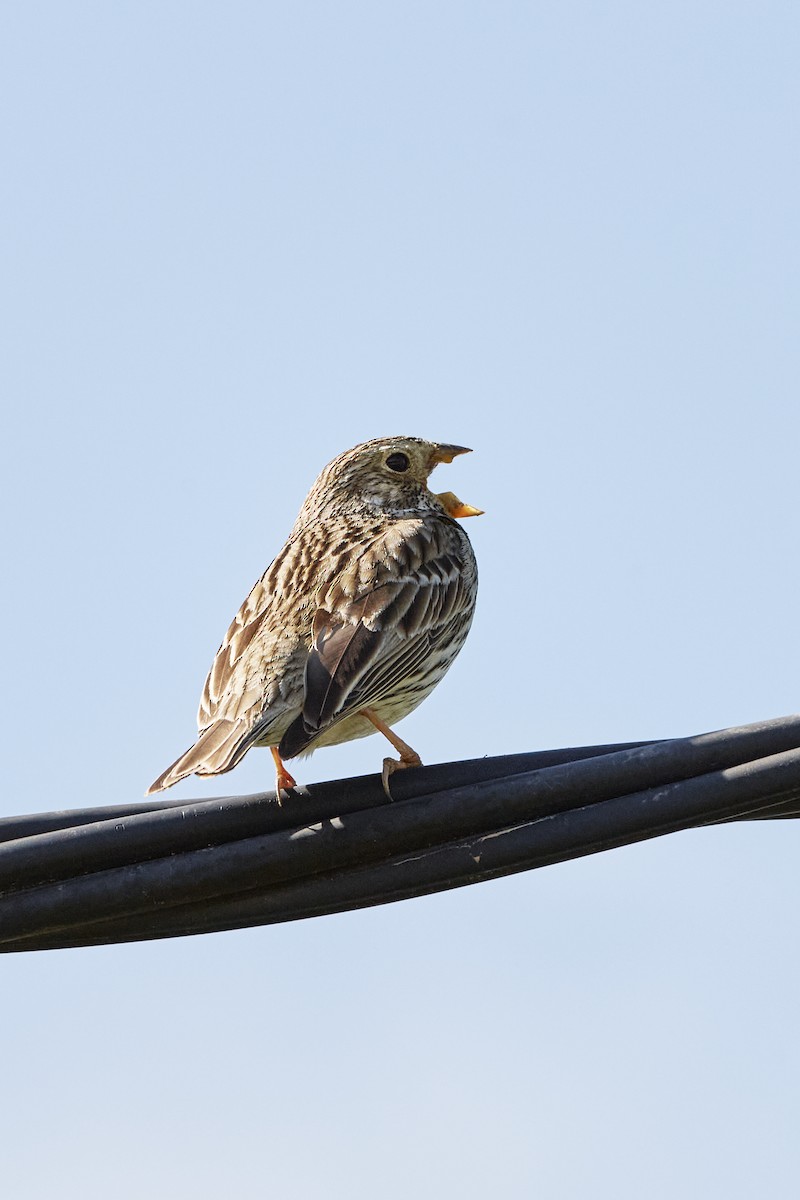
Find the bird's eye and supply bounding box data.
[385,452,410,473]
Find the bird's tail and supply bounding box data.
[146,719,251,795]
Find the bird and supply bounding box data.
[147,435,481,801]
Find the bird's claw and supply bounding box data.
[381,753,422,800]
[275,768,297,807]
[271,747,296,806]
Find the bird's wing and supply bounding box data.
[278,518,474,756]
[196,522,329,733]
[197,572,277,730]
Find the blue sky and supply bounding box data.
[2,3,799,1196]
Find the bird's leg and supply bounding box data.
[360,707,423,799]
[270,746,297,805]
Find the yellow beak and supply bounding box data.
[434,490,484,519]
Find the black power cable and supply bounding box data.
[1,716,799,952]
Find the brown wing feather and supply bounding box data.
[305,601,375,724]
[197,574,277,730]
[194,529,329,735]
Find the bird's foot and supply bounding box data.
[358,707,424,799]
[275,769,297,806]
[271,747,297,806]
[381,750,423,800]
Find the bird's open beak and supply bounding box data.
[429,446,481,517]
[431,443,472,465]
[434,490,484,519]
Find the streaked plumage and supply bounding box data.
[147,436,481,798]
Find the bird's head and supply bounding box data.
[299,436,483,524]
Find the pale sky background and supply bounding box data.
[2,3,799,1197]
